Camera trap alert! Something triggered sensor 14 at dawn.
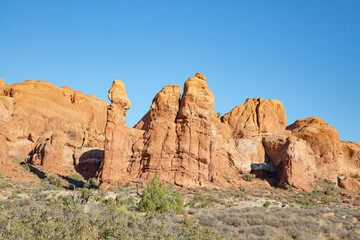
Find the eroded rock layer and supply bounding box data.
[98,73,360,191]
[1,74,359,192]
[0,79,107,176]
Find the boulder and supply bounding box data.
[28,132,69,171]
[263,135,316,191]
[338,176,360,192]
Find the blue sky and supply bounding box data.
[1,0,359,142]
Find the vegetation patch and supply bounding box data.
[138,176,184,214]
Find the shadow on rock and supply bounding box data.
[22,163,47,180]
[74,149,104,180]
[250,163,280,187]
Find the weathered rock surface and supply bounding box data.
[285,117,360,184]
[99,73,360,191]
[222,97,288,138]
[338,176,360,191]
[100,73,293,188]
[99,80,144,188]
[1,75,359,192]
[263,135,316,191]
[136,85,181,182]
[0,78,107,177]
[74,149,104,179]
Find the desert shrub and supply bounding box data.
[324,189,335,196]
[88,178,100,188]
[93,189,106,202]
[196,213,217,227]
[311,190,322,195]
[67,173,84,181]
[263,201,271,208]
[8,192,19,200]
[180,216,225,240]
[242,174,255,181]
[222,216,246,227]
[187,193,222,208]
[137,176,183,214]
[80,188,92,203]
[48,175,62,188]
[57,195,75,206]
[117,195,136,206]
[295,198,316,206]
[20,162,31,171]
[40,178,57,191]
[321,196,332,204]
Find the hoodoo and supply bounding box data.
[98,73,360,191]
[0,74,359,192]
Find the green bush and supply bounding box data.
[67,173,84,181]
[138,176,183,214]
[263,201,271,208]
[242,174,255,182]
[324,190,334,196]
[80,188,92,203]
[20,162,31,171]
[48,175,62,188]
[321,196,332,204]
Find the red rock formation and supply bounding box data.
[135,85,181,182]
[99,73,360,191]
[99,80,144,188]
[0,78,107,176]
[285,117,355,182]
[338,177,360,191]
[74,149,104,180]
[0,79,13,165]
[174,73,215,186]
[263,135,316,191]
[222,97,288,138]
[1,75,359,192]
[261,117,360,191]
[100,73,289,188]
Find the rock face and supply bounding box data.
[135,85,181,182]
[99,73,360,191]
[99,80,144,188]
[222,97,288,138]
[74,149,104,180]
[285,117,360,182]
[338,177,360,192]
[262,117,360,191]
[263,135,316,191]
[0,79,107,177]
[1,75,359,192]
[100,73,292,188]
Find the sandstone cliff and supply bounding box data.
[0,78,107,177]
[99,73,360,191]
[1,74,359,192]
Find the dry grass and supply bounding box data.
[0,177,359,239]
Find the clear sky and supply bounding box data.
[1,0,359,142]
